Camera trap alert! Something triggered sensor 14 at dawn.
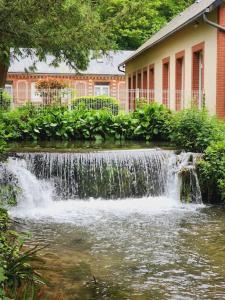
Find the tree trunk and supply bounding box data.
[0,62,9,88]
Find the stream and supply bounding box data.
[1,145,225,299]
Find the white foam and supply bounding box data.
[9,197,204,225]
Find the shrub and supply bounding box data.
[0,120,6,161]
[170,108,225,152]
[72,96,119,115]
[0,103,173,142]
[130,103,173,141]
[197,141,225,203]
[0,90,11,111]
[1,104,224,149]
[135,98,148,109]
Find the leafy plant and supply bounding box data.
[0,90,11,112]
[197,141,225,203]
[0,208,45,299]
[170,108,225,152]
[130,102,172,141]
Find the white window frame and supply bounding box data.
[5,84,13,96]
[94,85,110,96]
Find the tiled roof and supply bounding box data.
[119,0,222,66]
[9,51,133,76]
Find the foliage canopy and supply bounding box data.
[0,0,111,86]
[96,0,195,49]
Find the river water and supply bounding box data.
[2,148,225,299]
[14,205,225,300]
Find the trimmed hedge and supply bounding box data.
[72,96,119,115]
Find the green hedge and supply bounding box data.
[71,96,119,115]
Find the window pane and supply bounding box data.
[94,86,101,96]
[94,85,109,96]
[5,84,13,96]
[102,86,109,96]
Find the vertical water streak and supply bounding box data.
[3,149,202,205]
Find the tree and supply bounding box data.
[0,0,112,87]
[96,0,195,50]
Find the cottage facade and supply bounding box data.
[6,51,132,110]
[119,0,225,118]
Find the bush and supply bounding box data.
[0,90,11,111]
[0,103,173,142]
[130,103,173,141]
[72,96,119,115]
[170,108,225,152]
[197,141,225,203]
[0,104,224,149]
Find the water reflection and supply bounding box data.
[7,140,175,153]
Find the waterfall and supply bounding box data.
[3,157,53,209]
[1,149,202,210]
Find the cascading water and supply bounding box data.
[5,158,53,209]
[18,149,173,199]
[1,149,202,220]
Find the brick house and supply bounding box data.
[6,51,133,110]
[119,0,225,118]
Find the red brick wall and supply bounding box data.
[137,72,141,89]
[132,74,136,109]
[149,65,154,90]
[133,74,136,90]
[149,64,154,102]
[192,42,204,107]
[217,4,225,118]
[175,50,185,111]
[143,70,147,89]
[162,57,170,107]
[128,76,132,110]
[7,73,126,107]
